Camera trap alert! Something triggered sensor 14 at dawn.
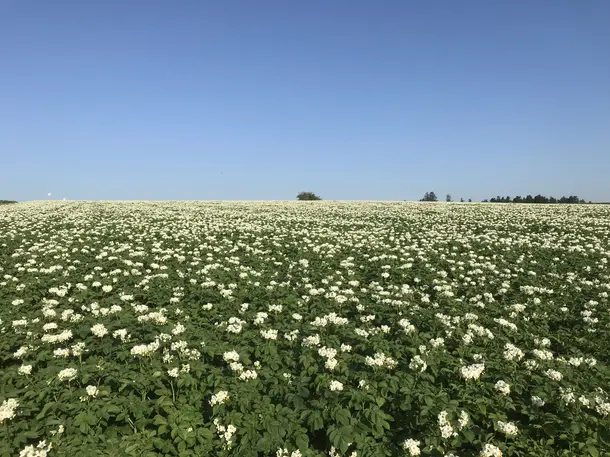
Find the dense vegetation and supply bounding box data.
[0,201,609,457]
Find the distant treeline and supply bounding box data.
[419,192,592,204]
[483,195,589,204]
[0,200,17,205]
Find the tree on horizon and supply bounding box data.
[420,191,438,202]
[296,191,322,201]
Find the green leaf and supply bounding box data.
[199,427,214,442]
[153,415,167,426]
[335,408,351,426]
[308,411,324,431]
[295,433,309,450]
[463,429,475,442]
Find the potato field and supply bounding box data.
[0,201,609,457]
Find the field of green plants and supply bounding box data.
[1,201,609,457]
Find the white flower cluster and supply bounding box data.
[112,328,130,342]
[560,387,576,404]
[167,368,180,378]
[480,444,502,457]
[544,369,563,381]
[60,309,83,322]
[168,341,200,360]
[71,342,86,356]
[503,343,524,361]
[360,314,375,323]
[511,303,526,314]
[531,395,545,406]
[494,380,511,396]
[213,419,236,449]
[311,312,348,327]
[402,438,421,456]
[18,440,52,457]
[532,349,553,360]
[239,370,258,381]
[254,312,268,325]
[365,352,397,369]
[171,323,186,335]
[57,368,78,381]
[438,411,457,439]
[534,337,551,347]
[523,359,538,371]
[261,329,278,340]
[226,316,246,334]
[137,311,167,325]
[18,364,32,376]
[86,385,99,397]
[493,318,517,331]
[318,346,338,370]
[131,340,160,357]
[329,380,344,391]
[458,410,469,429]
[91,323,108,337]
[14,345,32,359]
[42,322,57,332]
[595,399,610,416]
[0,398,19,424]
[276,448,302,457]
[354,328,369,338]
[302,334,321,347]
[210,390,229,406]
[460,363,485,381]
[223,351,240,362]
[41,330,73,344]
[340,344,352,353]
[284,329,300,342]
[329,446,358,457]
[496,421,519,436]
[467,323,494,340]
[409,355,427,372]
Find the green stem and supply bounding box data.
[127,417,137,433]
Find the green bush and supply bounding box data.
[297,192,322,201]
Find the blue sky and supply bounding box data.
[1,0,609,201]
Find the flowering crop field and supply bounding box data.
[1,201,609,457]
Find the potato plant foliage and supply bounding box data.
[0,201,609,457]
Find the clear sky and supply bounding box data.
[1,0,609,202]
